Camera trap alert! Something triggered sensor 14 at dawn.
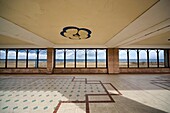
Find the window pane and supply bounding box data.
[18,49,27,68]
[0,50,6,68]
[55,49,64,68]
[159,50,164,67]
[139,50,147,67]
[66,49,75,68]
[76,49,85,68]
[7,49,16,68]
[28,50,37,68]
[149,50,157,67]
[39,49,47,68]
[87,49,96,68]
[119,50,127,67]
[97,49,106,67]
[129,50,137,67]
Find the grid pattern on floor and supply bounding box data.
[0,76,121,113]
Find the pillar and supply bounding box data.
[168,49,170,67]
[107,48,119,74]
[47,48,54,74]
[164,49,170,68]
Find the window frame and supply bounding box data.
[54,48,107,69]
[17,49,27,68]
[0,49,7,68]
[0,48,47,69]
[38,49,47,68]
[7,49,17,68]
[119,48,169,68]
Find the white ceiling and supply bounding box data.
[0,0,170,48]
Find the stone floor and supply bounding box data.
[0,74,170,113]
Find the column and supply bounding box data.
[107,48,119,74]
[47,48,54,74]
[168,49,170,67]
[164,49,170,67]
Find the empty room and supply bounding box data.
[0,0,170,113]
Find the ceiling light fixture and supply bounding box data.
[60,26,91,40]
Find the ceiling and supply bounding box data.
[0,0,170,48]
[0,34,33,45]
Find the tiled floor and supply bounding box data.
[0,74,170,113]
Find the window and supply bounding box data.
[139,50,147,67]
[39,49,47,68]
[149,50,157,67]
[66,49,75,68]
[7,49,16,68]
[18,49,27,68]
[119,49,127,67]
[0,49,6,68]
[76,49,85,68]
[129,50,137,67]
[97,49,106,67]
[159,50,164,67]
[28,49,38,68]
[55,49,64,68]
[119,48,168,68]
[0,49,47,69]
[55,48,107,68]
[87,49,96,68]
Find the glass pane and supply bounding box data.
[7,49,16,68]
[97,49,106,67]
[119,50,127,67]
[18,49,27,68]
[28,50,37,68]
[55,49,64,68]
[76,49,85,68]
[39,49,47,68]
[66,49,75,68]
[0,50,6,68]
[129,50,137,67]
[139,50,147,67]
[159,50,164,67]
[149,50,157,67]
[87,49,96,68]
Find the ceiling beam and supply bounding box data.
[120,44,170,49]
[0,17,56,47]
[105,0,170,48]
[116,19,170,47]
